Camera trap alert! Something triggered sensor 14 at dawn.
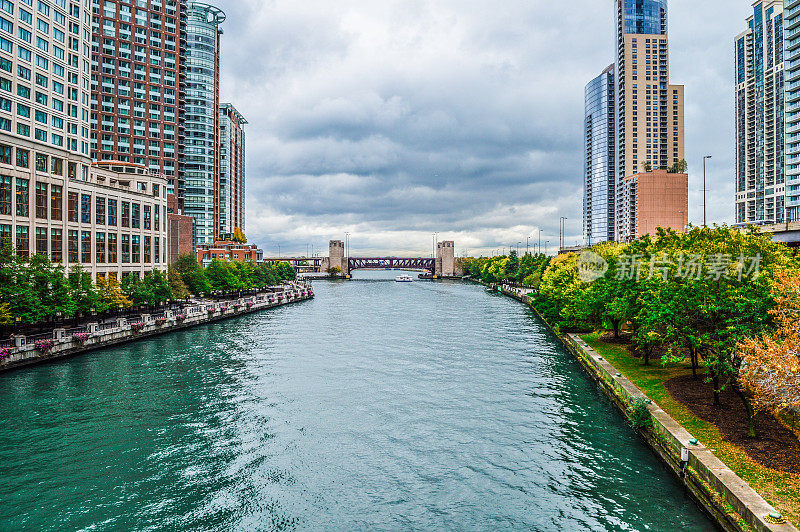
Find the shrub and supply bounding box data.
[155,317,167,326]
[73,332,90,344]
[130,322,145,333]
[175,314,187,322]
[628,397,653,429]
[0,347,12,360]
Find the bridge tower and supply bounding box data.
[437,241,455,277]
[329,240,346,273]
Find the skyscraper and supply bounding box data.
[613,0,684,238]
[218,103,246,238]
[584,64,616,245]
[90,0,182,186]
[736,0,785,225]
[785,0,800,222]
[181,1,224,245]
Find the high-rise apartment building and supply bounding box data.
[218,102,244,237]
[0,0,168,279]
[735,0,786,225]
[584,64,616,244]
[613,0,684,238]
[90,0,182,190]
[785,0,800,221]
[181,1,223,245]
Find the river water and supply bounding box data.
[0,271,714,531]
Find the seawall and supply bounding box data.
[0,285,314,374]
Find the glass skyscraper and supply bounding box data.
[785,0,800,222]
[620,0,668,35]
[584,65,616,244]
[182,1,225,245]
[735,0,785,225]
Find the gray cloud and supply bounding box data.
[213,0,748,256]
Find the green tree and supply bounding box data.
[206,259,242,292]
[173,254,211,295]
[167,266,190,300]
[506,250,520,282]
[68,265,99,317]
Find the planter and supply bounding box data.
[130,322,145,333]
[220,306,229,312]
[34,339,55,353]
[246,303,254,309]
[155,318,167,326]
[0,347,11,361]
[72,332,91,345]
[175,314,187,322]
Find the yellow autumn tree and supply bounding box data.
[96,276,132,311]
[232,227,247,244]
[738,271,800,425]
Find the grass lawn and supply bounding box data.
[581,332,800,528]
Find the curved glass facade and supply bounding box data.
[182,2,225,244]
[584,66,616,244]
[620,0,668,35]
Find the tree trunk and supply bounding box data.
[712,372,721,406]
[734,385,758,439]
[643,346,650,366]
[689,345,697,379]
[612,320,620,339]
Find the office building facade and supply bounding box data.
[785,0,800,221]
[584,64,616,245]
[218,102,244,238]
[736,0,786,225]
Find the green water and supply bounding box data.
[0,271,714,531]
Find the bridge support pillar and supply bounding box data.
[328,240,346,275]
[437,241,455,277]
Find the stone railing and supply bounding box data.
[0,283,314,373]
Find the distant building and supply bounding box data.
[166,194,195,265]
[584,64,616,245]
[218,103,246,238]
[182,2,225,245]
[196,240,263,267]
[613,0,685,239]
[620,169,688,241]
[735,0,785,225]
[785,0,800,222]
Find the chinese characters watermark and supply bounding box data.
[578,251,761,283]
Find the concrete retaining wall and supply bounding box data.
[497,285,795,532]
[0,285,314,374]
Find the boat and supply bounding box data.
[395,274,414,283]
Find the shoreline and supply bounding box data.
[0,285,314,375]
[491,282,795,532]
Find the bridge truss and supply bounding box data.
[348,257,435,272]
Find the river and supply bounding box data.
[0,270,714,531]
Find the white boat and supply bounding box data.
[395,274,414,282]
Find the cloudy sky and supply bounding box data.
[213,0,753,257]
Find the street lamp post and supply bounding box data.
[703,155,712,228]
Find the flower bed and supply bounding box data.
[246,302,254,309]
[130,322,145,333]
[73,332,91,344]
[155,317,167,326]
[233,303,242,310]
[220,306,229,312]
[34,339,55,353]
[0,347,12,361]
[207,308,217,315]
[176,314,187,322]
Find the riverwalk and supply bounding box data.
[0,282,314,374]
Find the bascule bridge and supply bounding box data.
[320,240,457,277]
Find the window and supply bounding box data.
[67,191,77,222]
[143,204,151,230]
[80,230,90,263]
[35,227,47,255]
[108,232,117,263]
[131,202,140,228]
[96,196,105,225]
[154,237,160,264]
[121,233,130,263]
[143,235,150,263]
[96,232,105,263]
[50,157,62,175]
[17,84,29,99]
[51,228,62,262]
[35,181,47,219]
[16,226,29,258]
[68,229,77,262]
[0,174,10,215]
[0,223,9,248]
[132,234,140,263]
[107,199,117,226]
[17,103,30,117]
[0,142,9,163]
[121,201,129,227]
[35,153,46,171]
[51,184,62,221]
[15,177,28,217]
[80,193,90,223]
